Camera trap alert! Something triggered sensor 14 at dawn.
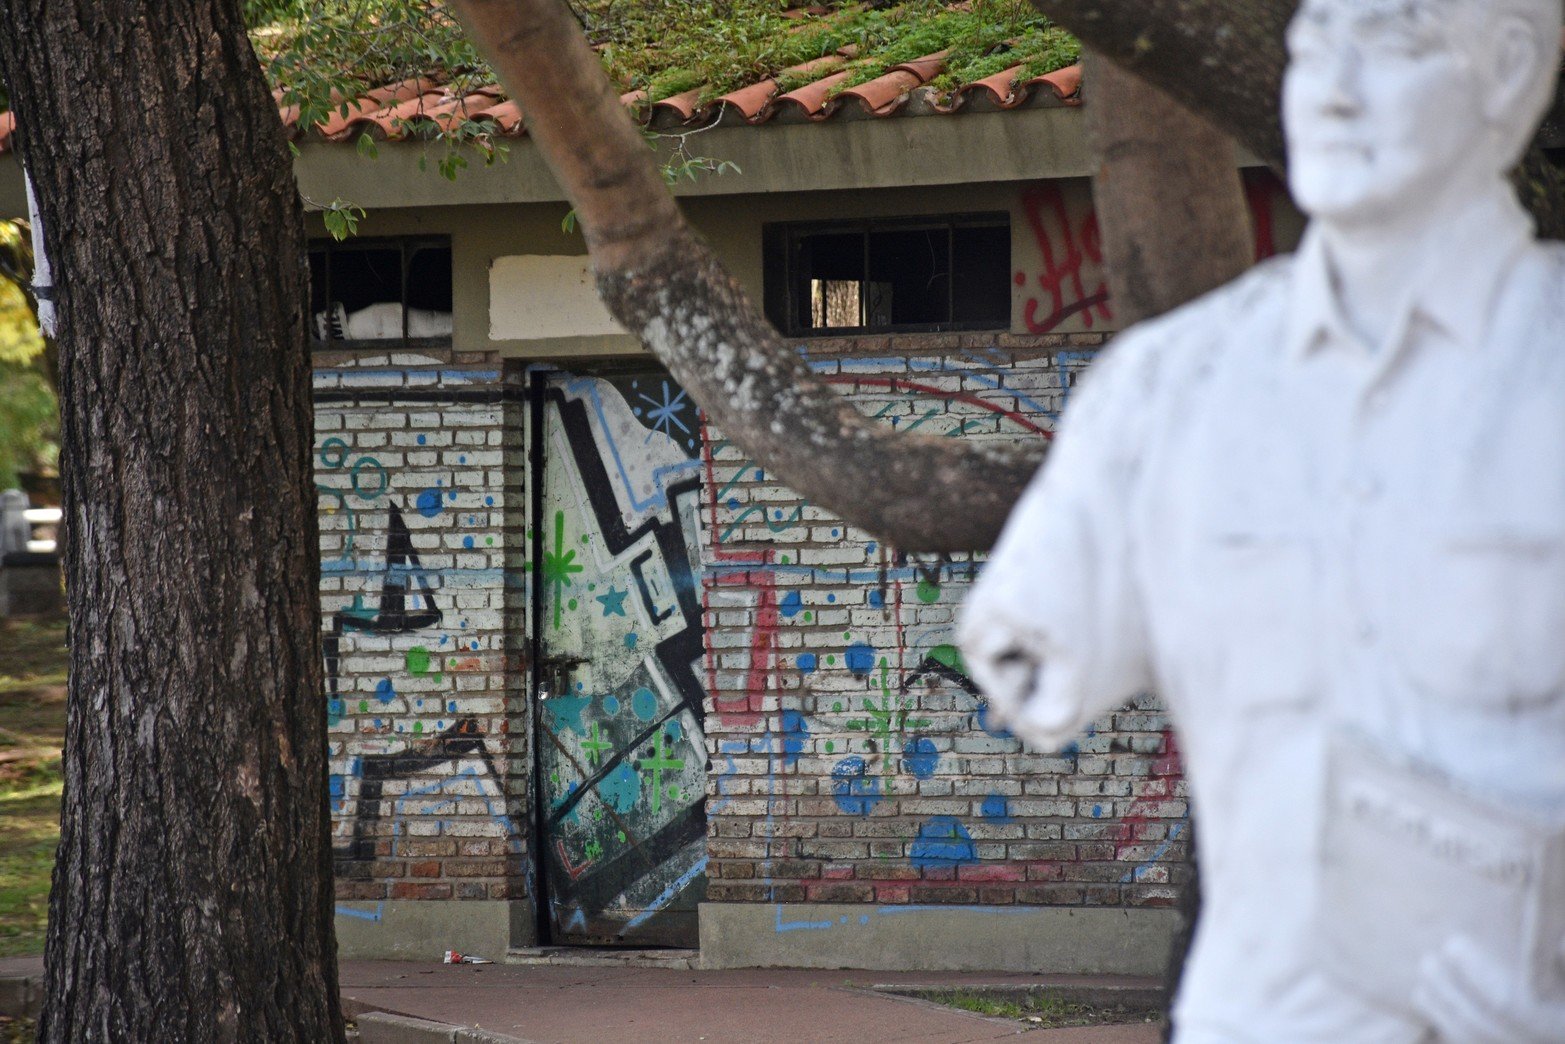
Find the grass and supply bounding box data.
[934,989,1163,1028]
[0,613,67,958]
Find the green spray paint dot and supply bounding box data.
[833,702,843,712]
[616,830,627,843]
[486,537,494,546]
[581,534,590,543]
[568,598,578,611]
[433,674,443,685]
[780,555,790,564]
[358,700,368,713]
[802,611,813,623]
[825,655,836,666]
[412,721,424,734]
[916,579,941,604]
[843,631,851,640]
[588,583,597,591]
[824,740,835,753]
[406,646,431,674]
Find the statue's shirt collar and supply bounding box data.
[1286,191,1535,366]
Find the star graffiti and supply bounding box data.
[595,585,629,617]
[540,510,584,628]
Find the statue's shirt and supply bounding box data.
[962,192,1565,1041]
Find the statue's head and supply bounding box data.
[1284,0,1562,225]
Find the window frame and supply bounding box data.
[308,234,454,351]
[763,212,1011,337]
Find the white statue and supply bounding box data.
[959,0,1565,1040]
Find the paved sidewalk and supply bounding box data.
[4,956,1163,1042]
[339,961,1163,1043]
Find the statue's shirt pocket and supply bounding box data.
[1390,527,1565,709]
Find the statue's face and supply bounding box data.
[1284,1,1487,225]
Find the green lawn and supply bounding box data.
[0,614,67,958]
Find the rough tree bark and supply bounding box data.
[0,1,343,1040]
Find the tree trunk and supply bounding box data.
[1030,0,1297,172]
[1083,50,1255,324]
[0,1,343,1040]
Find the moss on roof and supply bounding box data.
[251,1,1079,121]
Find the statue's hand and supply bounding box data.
[1412,935,1565,1043]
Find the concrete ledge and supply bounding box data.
[698,903,1179,975]
[357,1011,536,1044]
[335,900,531,961]
[0,970,41,1018]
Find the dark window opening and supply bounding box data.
[763,214,1010,336]
[309,236,453,347]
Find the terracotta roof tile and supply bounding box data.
[0,56,1083,155]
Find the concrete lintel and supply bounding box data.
[698,902,1179,976]
[295,106,1095,211]
[334,900,532,962]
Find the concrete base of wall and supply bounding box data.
[336,901,533,961]
[698,903,1179,975]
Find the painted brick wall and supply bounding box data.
[313,351,532,912]
[698,333,1190,910]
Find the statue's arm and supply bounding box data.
[959,339,1157,751]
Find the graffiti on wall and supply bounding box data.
[702,349,1189,922]
[314,401,519,919]
[1013,172,1296,335]
[532,374,711,946]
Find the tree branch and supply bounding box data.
[452,0,1044,552]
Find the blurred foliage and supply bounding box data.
[0,221,56,492]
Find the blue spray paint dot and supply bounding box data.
[826,593,836,603]
[780,710,809,769]
[845,643,876,677]
[447,701,458,713]
[831,756,883,816]
[1091,804,1104,818]
[374,678,396,705]
[780,591,804,619]
[458,455,467,464]
[754,469,764,481]
[902,736,939,779]
[665,720,683,741]
[911,817,977,868]
[463,535,475,549]
[631,687,658,721]
[447,490,457,501]
[867,542,877,553]
[415,488,444,517]
[624,633,639,650]
[797,653,818,674]
[439,635,449,646]
[603,695,621,714]
[416,434,427,445]
[373,718,382,728]
[832,529,841,538]
[470,641,479,651]
[867,590,885,609]
[726,498,741,510]
[415,699,423,709]
[976,702,1015,739]
[773,510,783,520]
[859,915,870,924]
[327,698,344,726]
[485,496,495,506]
[981,794,1012,821]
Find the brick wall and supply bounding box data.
[313,350,531,909]
[308,334,1190,926]
[698,333,1190,910]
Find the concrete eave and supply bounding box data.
[293,104,1099,210]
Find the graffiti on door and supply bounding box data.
[533,372,709,945]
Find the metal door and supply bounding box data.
[529,369,709,946]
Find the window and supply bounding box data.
[309,236,454,347]
[763,214,1010,336]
